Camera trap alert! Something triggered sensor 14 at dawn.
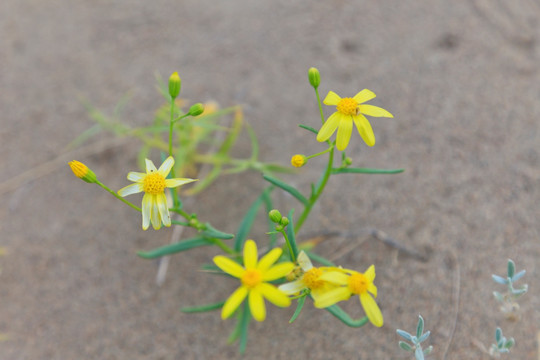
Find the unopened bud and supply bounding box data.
[269,209,282,223]
[69,160,97,183]
[168,72,181,99]
[280,217,289,226]
[291,154,307,168]
[308,67,320,89]
[189,103,205,116]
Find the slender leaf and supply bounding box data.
[234,187,274,251]
[203,223,234,239]
[263,174,309,206]
[324,304,369,327]
[286,210,299,260]
[137,236,211,259]
[331,167,405,175]
[416,315,424,339]
[289,294,307,323]
[181,301,225,313]
[399,341,413,352]
[507,259,515,278]
[397,329,414,342]
[239,301,251,354]
[298,124,318,135]
[304,251,336,266]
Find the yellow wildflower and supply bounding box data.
[213,240,294,322]
[118,156,197,230]
[290,154,307,168]
[314,265,383,327]
[316,90,393,150]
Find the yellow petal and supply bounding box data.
[278,279,305,295]
[358,104,393,118]
[141,193,152,230]
[156,193,170,227]
[353,89,376,104]
[165,178,198,188]
[127,172,146,182]
[297,250,313,271]
[319,271,349,285]
[365,265,376,282]
[118,183,143,197]
[243,240,258,269]
[213,256,245,278]
[314,287,351,308]
[249,288,266,321]
[259,283,291,307]
[336,116,353,151]
[323,91,341,106]
[316,112,341,142]
[150,195,161,230]
[145,159,158,173]
[360,293,383,327]
[262,262,295,281]
[257,248,282,272]
[368,283,378,298]
[222,286,248,319]
[158,156,175,176]
[353,114,375,147]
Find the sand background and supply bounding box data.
[1,0,539,359]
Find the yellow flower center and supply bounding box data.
[302,268,324,290]
[336,98,358,116]
[143,173,166,195]
[241,268,262,288]
[348,273,369,294]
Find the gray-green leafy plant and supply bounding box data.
[492,259,528,319]
[489,327,514,357]
[397,315,433,359]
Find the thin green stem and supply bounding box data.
[280,229,296,262]
[96,181,141,212]
[168,99,181,208]
[209,238,235,255]
[306,145,333,160]
[315,88,325,124]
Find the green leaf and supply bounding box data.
[331,167,405,175]
[181,301,225,313]
[263,175,309,206]
[234,187,274,251]
[202,223,234,239]
[239,301,251,354]
[324,304,369,327]
[137,236,212,259]
[416,315,424,339]
[289,294,306,323]
[298,124,318,135]
[286,210,299,260]
[304,250,336,266]
[399,341,413,352]
[262,190,277,248]
[507,259,515,278]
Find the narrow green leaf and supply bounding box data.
[331,167,405,175]
[304,250,336,266]
[399,341,413,352]
[137,236,211,259]
[239,301,251,354]
[263,174,309,206]
[416,315,424,339]
[298,124,318,135]
[234,187,274,251]
[262,190,277,248]
[289,295,307,323]
[324,304,369,327]
[181,301,225,313]
[286,210,299,261]
[202,223,234,239]
[507,259,515,278]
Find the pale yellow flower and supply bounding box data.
[118,156,197,230]
[314,265,383,327]
[316,90,393,151]
[213,240,295,322]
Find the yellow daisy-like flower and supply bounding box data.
[118,156,197,230]
[316,90,393,151]
[213,240,295,322]
[278,251,337,303]
[314,265,383,327]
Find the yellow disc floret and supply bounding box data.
[336,98,358,116]
[143,173,166,195]
[241,269,262,288]
[348,272,369,294]
[302,268,324,290]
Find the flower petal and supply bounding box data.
[262,262,295,281]
[360,293,383,327]
[368,283,378,298]
[243,240,258,269]
[249,288,266,321]
[353,89,376,104]
[257,248,282,272]
[142,193,152,230]
[259,283,291,307]
[118,183,143,197]
[364,265,376,282]
[319,271,349,285]
[316,112,341,142]
[127,172,146,182]
[278,279,306,295]
[336,116,353,151]
[165,178,198,188]
[156,193,171,227]
[353,114,375,147]
[150,195,161,230]
[222,286,248,319]
[297,251,313,271]
[358,104,393,118]
[213,256,245,278]
[314,287,351,308]
[145,159,158,173]
[158,156,175,177]
[323,91,341,106]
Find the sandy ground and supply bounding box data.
[1,0,540,359]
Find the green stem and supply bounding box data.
[294,146,334,233]
[168,99,181,208]
[306,145,333,160]
[96,181,141,212]
[315,88,325,124]
[209,238,235,255]
[280,229,295,262]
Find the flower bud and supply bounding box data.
[291,154,307,168]
[280,217,289,226]
[344,157,353,166]
[168,72,181,99]
[69,160,97,183]
[275,224,284,232]
[268,209,282,223]
[189,103,205,116]
[308,67,320,89]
